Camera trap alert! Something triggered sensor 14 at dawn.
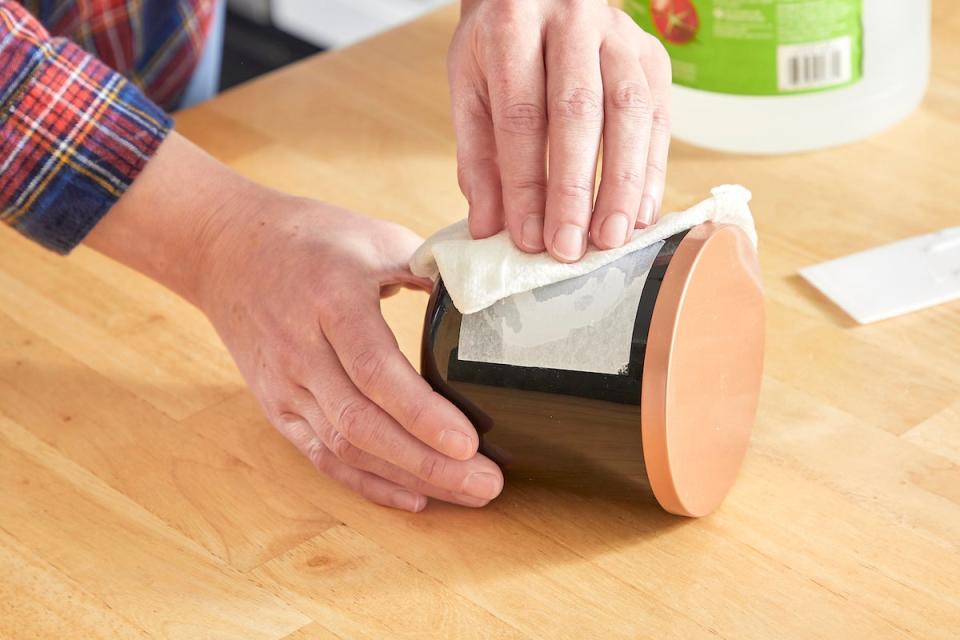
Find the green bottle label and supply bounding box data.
[625,0,863,96]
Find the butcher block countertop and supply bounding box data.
[2,4,959,639]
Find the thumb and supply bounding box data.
[373,222,435,293]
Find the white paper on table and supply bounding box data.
[800,227,960,324]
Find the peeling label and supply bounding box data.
[458,242,664,375]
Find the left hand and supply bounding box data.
[449,0,672,262]
[86,133,505,513]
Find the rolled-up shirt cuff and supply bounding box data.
[0,14,172,254]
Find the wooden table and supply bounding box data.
[3,4,959,638]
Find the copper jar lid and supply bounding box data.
[641,222,765,516]
[421,222,764,517]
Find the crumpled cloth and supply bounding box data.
[410,184,757,314]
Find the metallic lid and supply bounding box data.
[641,223,765,517]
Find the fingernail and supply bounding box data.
[438,430,474,459]
[461,472,502,500]
[637,195,657,228]
[599,212,630,248]
[521,214,545,251]
[394,491,427,512]
[552,224,586,261]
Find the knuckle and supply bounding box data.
[483,0,520,17]
[610,7,639,31]
[646,157,667,181]
[504,175,548,193]
[647,35,672,66]
[336,399,373,445]
[609,80,653,117]
[559,0,593,19]
[456,161,475,195]
[616,167,645,187]
[651,107,671,134]
[265,402,293,427]
[330,430,359,463]
[457,156,499,201]
[552,87,604,122]
[417,454,447,483]
[480,3,526,41]
[409,477,435,497]
[357,476,380,502]
[601,34,640,63]
[348,347,388,391]
[274,410,317,448]
[457,86,491,120]
[458,155,499,181]
[497,101,547,136]
[406,397,431,435]
[319,293,353,331]
[557,178,595,200]
[470,87,493,119]
[305,440,329,471]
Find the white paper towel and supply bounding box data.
[458,242,663,374]
[411,185,757,314]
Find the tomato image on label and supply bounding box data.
[650,0,699,44]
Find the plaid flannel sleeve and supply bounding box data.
[0,2,173,254]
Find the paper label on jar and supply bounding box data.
[457,242,664,375]
[624,0,863,96]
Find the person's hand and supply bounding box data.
[86,133,503,512]
[449,0,672,261]
[197,195,505,511]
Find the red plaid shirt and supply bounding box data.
[0,1,215,253]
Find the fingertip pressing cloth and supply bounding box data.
[411,185,757,314]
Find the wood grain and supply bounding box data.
[2,3,959,638]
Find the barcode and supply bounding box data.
[777,36,852,91]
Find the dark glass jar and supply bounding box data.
[421,223,765,517]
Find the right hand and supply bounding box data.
[448,0,673,261]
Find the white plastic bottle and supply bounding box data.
[625,0,931,154]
